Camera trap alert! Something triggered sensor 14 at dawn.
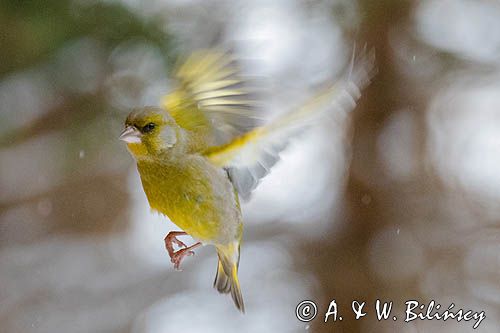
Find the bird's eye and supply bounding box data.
[142,123,156,133]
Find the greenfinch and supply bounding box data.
[120,48,375,312]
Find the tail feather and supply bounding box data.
[214,243,245,312]
[214,260,231,293]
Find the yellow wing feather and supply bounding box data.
[204,47,376,197]
[161,49,262,149]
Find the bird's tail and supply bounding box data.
[214,242,245,312]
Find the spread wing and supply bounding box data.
[204,48,376,198]
[161,49,262,148]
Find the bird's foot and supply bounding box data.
[170,243,201,270]
[164,231,189,258]
[164,231,201,270]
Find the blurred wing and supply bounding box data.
[161,49,261,145]
[204,47,376,197]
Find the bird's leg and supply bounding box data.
[171,242,202,270]
[164,231,202,270]
[164,231,189,258]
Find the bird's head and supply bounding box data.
[120,107,182,160]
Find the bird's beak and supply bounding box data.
[119,126,142,144]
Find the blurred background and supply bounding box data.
[1,0,499,332]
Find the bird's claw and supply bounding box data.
[164,231,202,270]
[171,248,196,270]
[164,231,188,259]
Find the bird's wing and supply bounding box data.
[161,49,262,146]
[204,48,376,197]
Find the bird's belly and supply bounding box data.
[139,159,241,244]
[153,194,222,242]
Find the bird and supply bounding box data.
[119,47,376,312]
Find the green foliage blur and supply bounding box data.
[0,0,178,237]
